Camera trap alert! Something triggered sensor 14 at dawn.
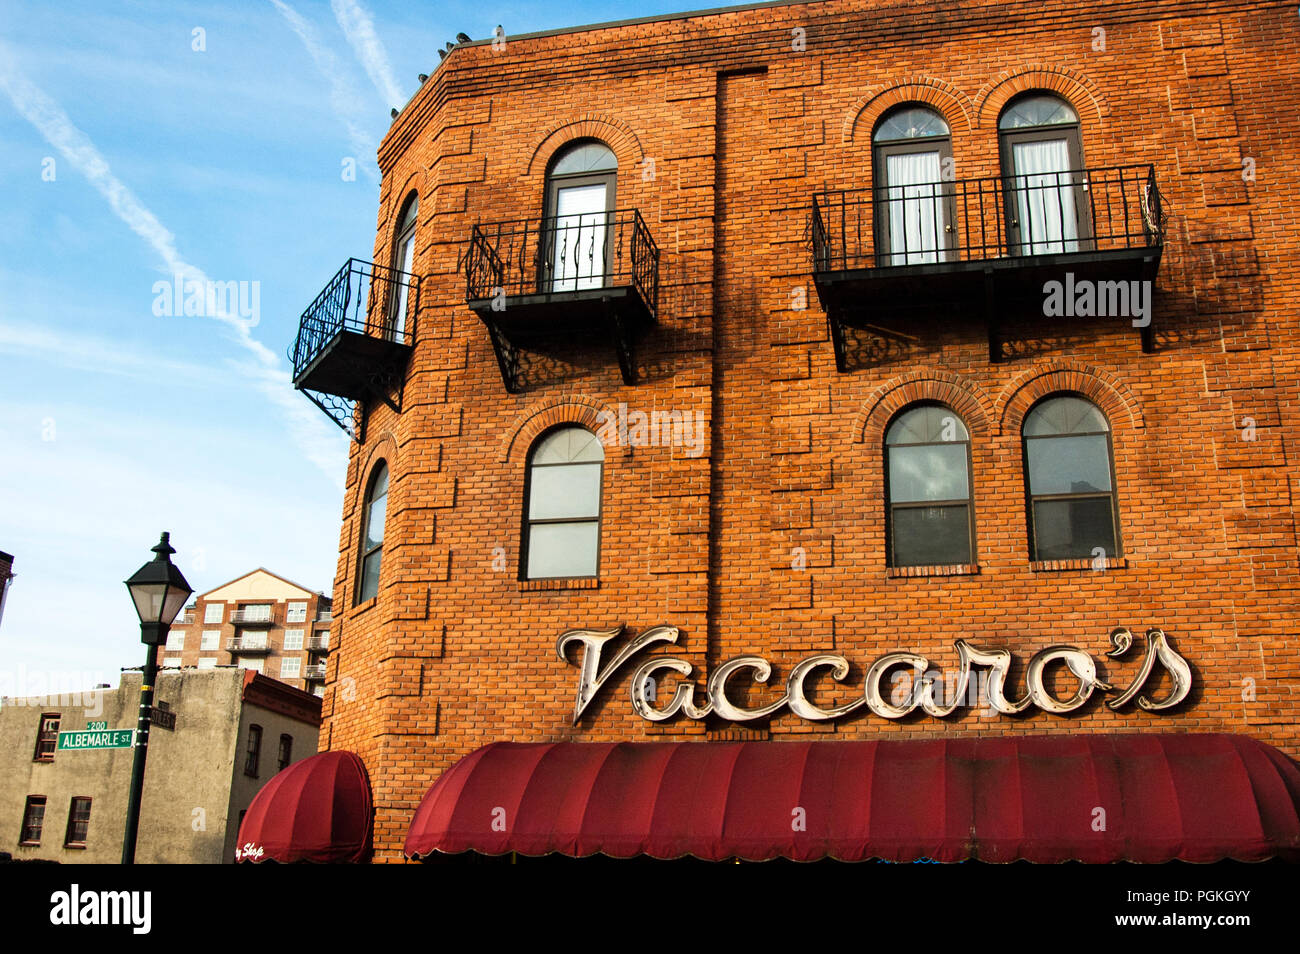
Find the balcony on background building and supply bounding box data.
[226,636,273,654]
[810,165,1164,368]
[307,635,330,653]
[303,664,327,681]
[313,610,332,627]
[229,607,275,627]
[287,258,421,440]
[175,610,196,625]
[464,210,660,392]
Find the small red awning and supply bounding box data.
[237,751,372,863]
[405,734,1300,863]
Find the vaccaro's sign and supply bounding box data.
[557,625,1191,725]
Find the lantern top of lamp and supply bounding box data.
[124,531,194,629]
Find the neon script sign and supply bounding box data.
[557,625,1192,725]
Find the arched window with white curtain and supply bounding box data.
[872,106,953,266]
[998,94,1091,255]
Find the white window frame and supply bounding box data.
[201,630,220,650]
[197,658,217,670]
[166,630,185,651]
[286,602,308,623]
[204,603,224,623]
[283,629,305,651]
[280,657,302,678]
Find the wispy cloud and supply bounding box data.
[269,0,379,179]
[0,41,346,486]
[331,0,405,109]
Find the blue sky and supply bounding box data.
[0,0,753,695]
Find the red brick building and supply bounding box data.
[274,0,1300,863]
[156,569,332,697]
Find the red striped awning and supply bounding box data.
[237,751,372,863]
[405,734,1300,863]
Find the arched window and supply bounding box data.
[356,462,389,603]
[543,140,617,292]
[1022,396,1120,561]
[388,194,418,340]
[998,94,1089,255]
[873,106,953,266]
[885,405,974,567]
[523,427,604,579]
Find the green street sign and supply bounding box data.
[57,728,135,751]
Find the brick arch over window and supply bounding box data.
[853,371,995,445]
[976,65,1107,129]
[995,361,1143,436]
[843,77,973,143]
[375,171,426,255]
[524,116,644,178]
[501,395,628,463]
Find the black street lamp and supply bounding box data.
[122,532,192,864]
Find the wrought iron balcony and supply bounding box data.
[313,610,332,625]
[811,165,1164,367]
[288,258,420,440]
[465,209,660,392]
[303,664,327,681]
[226,637,273,654]
[307,635,330,652]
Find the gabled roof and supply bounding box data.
[195,567,332,603]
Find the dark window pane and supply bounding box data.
[889,443,969,503]
[1032,497,1117,560]
[1023,396,1108,436]
[1026,435,1112,495]
[358,550,381,602]
[892,505,971,566]
[528,463,602,520]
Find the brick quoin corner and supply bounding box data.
[303,0,1300,861]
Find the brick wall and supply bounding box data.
[314,0,1300,860]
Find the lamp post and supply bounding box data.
[122,532,192,864]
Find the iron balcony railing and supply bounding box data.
[226,637,272,653]
[812,164,1163,274]
[466,209,660,316]
[303,664,327,681]
[175,611,196,625]
[287,258,420,380]
[307,635,330,652]
[229,607,275,626]
[314,610,333,624]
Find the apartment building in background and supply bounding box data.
[0,667,321,863]
[156,569,332,696]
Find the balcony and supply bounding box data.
[175,611,196,625]
[307,635,330,653]
[288,258,420,440]
[810,165,1164,367]
[313,610,332,626]
[229,608,275,627]
[226,637,272,654]
[465,210,660,392]
[303,664,327,681]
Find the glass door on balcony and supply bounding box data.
[542,141,617,293]
[999,95,1091,256]
[872,107,954,267]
